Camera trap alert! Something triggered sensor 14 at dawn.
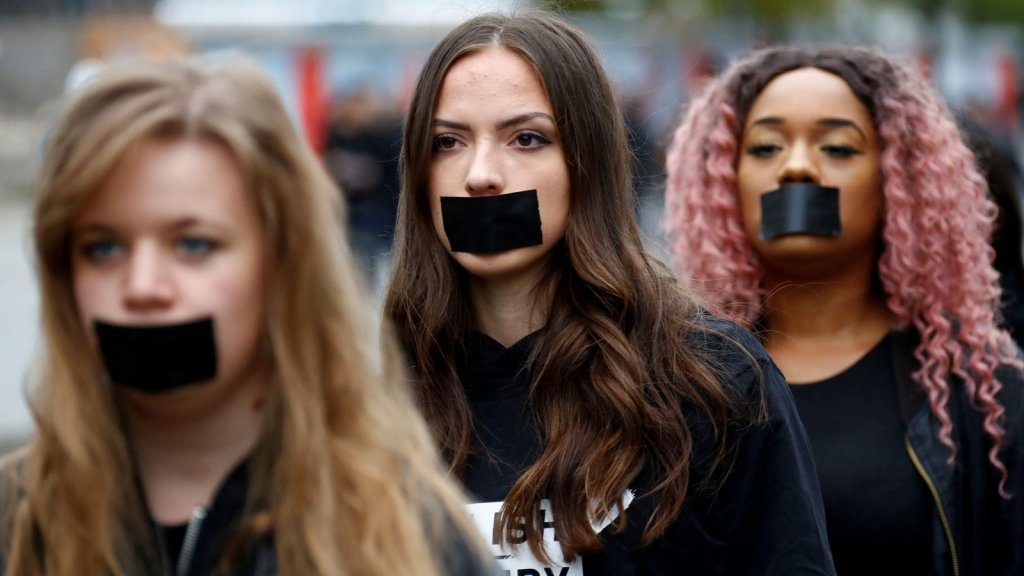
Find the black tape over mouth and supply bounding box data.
[440,189,543,254]
[759,183,841,240]
[94,317,217,394]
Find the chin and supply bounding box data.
[452,246,549,283]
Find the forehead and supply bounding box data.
[746,67,874,129]
[435,47,551,114]
[75,137,250,226]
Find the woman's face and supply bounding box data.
[71,137,269,398]
[427,46,570,285]
[737,66,883,279]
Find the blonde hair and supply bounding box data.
[2,58,486,575]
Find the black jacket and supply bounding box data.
[460,317,837,575]
[1,457,498,575]
[891,330,1024,576]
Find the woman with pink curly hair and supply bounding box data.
[665,44,1023,576]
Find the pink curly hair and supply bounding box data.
[665,45,1021,496]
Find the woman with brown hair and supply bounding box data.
[385,11,835,575]
[0,57,496,576]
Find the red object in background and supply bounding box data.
[298,47,327,154]
[995,50,1020,129]
[684,47,715,97]
[912,48,934,84]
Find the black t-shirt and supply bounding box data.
[162,522,188,571]
[789,333,932,575]
[459,318,836,575]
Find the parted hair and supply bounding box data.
[1,57,488,575]
[665,44,1021,495]
[385,10,742,561]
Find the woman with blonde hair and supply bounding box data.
[0,57,496,576]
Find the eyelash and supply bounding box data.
[743,143,861,158]
[512,131,550,148]
[430,130,552,153]
[821,145,860,158]
[176,237,218,258]
[81,240,123,263]
[432,134,460,152]
[745,144,781,158]
[77,236,219,263]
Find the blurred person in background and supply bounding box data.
[0,58,497,576]
[959,112,1024,349]
[323,87,402,295]
[666,44,1024,576]
[386,11,835,576]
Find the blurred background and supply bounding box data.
[0,0,1020,448]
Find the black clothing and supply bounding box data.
[889,330,1024,576]
[790,334,932,575]
[323,116,401,288]
[789,329,1024,576]
[0,456,498,576]
[161,522,189,573]
[149,461,273,576]
[460,318,836,575]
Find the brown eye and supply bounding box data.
[821,145,860,158]
[432,135,459,152]
[745,143,781,158]
[513,131,550,148]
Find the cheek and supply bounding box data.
[539,191,570,244]
[736,183,763,240]
[532,161,570,244]
[72,269,110,324]
[840,169,884,230]
[205,267,267,362]
[426,194,450,249]
[210,257,265,315]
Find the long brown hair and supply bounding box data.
[2,58,487,575]
[385,11,740,561]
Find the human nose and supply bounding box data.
[123,243,175,311]
[777,141,820,184]
[464,142,504,195]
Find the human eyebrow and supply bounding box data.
[170,217,233,237]
[71,222,118,239]
[816,118,868,141]
[433,118,470,131]
[748,116,784,128]
[496,112,555,131]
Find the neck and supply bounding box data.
[469,270,550,347]
[119,374,269,524]
[761,260,891,383]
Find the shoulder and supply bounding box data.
[684,313,776,398]
[426,497,500,576]
[993,349,1024,440]
[686,314,770,364]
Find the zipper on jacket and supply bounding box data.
[176,506,207,576]
[904,436,959,576]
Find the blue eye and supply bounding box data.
[82,240,124,262]
[176,237,217,257]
